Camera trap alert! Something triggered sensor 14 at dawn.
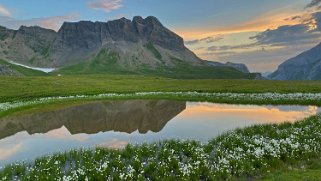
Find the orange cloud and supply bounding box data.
[0,143,23,160]
[97,139,128,149]
[38,14,79,31]
[45,126,88,142]
[0,14,79,31]
[181,103,318,123]
[89,0,123,12]
[176,5,310,40]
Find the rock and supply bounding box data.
[133,16,185,51]
[270,43,321,80]
[0,26,56,67]
[0,16,254,79]
[0,16,193,68]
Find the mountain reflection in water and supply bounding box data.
[0,102,320,166]
[0,100,186,140]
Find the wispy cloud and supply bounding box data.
[185,35,224,45]
[0,143,22,160]
[38,14,79,31]
[88,0,123,12]
[207,43,258,52]
[0,4,11,17]
[97,139,128,149]
[305,0,321,9]
[251,24,321,47]
[0,13,79,31]
[177,5,303,40]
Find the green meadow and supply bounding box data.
[1,75,321,102]
[1,75,321,180]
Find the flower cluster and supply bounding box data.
[1,115,321,180]
[1,92,321,113]
[206,114,321,177]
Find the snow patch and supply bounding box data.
[9,61,55,73]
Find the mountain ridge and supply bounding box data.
[270,42,321,80]
[0,16,255,79]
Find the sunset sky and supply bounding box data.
[0,0,321,72]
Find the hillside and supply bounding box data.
[0,59,47,76]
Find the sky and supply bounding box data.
[0,0,321,72]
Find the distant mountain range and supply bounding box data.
[270,43,321,80]
[0,16,258,79]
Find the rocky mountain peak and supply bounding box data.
[0,16,254,79]
[56,16,185,49]
[132,16,144,23]
[18,25,56,36]
[270,42,321,80]
[134,16,185,51]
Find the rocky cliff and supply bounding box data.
[270,43,321,80]
[0,16,255,79]
[0,16,199,67]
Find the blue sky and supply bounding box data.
[0,0,308,30]
[0,0,320,72]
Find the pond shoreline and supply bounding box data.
[1,92,321,118]
[1,114,320,180]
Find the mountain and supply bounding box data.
[270,43,321,80]
[262,71,272,78]
[0,100,186,139]
[205,60,250,73]
[0,16,256,79]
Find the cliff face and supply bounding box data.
[0,16,197,68]
[0,16,254,79]
[132,16,185,51]
[270,43,321,80]
[0,26,56,67]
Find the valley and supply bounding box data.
[0,0,321,179]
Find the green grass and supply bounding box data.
[1,114,321,180]
[0,60,47,76]
[136,57,255,79]
[1,75,321,103]
[2,91,321,119]
[144,42,162,60]
[54,48,255,79]
[57,49,131,75]
[262,163,321,181]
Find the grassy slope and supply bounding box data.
[144,42,162,60]
[1,75,321,102]
[137,57,254,79]
[55,48,255,79]
[56,49,133,75]
[0,59,47,76]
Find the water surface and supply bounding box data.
[0,100,319,166]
